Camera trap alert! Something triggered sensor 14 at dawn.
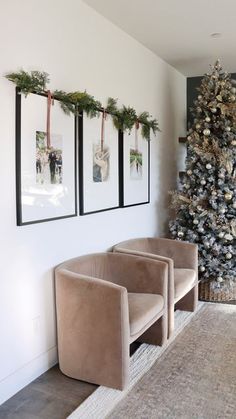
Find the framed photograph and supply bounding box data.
[79,111,120,215]
[120,127,150,207]
[16,88,77,225]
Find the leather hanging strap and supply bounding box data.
[135,120,140,151]
[100,109,107,152]
[46,90,54,148]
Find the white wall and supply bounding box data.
[0,0,186,404]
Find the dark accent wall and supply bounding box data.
[187,73,236,128]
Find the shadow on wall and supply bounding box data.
[154,66,186,237]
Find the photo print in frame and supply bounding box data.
[79,110,120,215]
[15,88,77,225]
[120,125,150,207]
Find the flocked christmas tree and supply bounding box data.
[170,60,236,300]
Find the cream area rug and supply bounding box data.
[66,301,236,419]
[69,302,236,419]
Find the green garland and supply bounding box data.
[6,70,160,140]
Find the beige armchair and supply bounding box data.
[113,238,198,338]
[55,252,168,390]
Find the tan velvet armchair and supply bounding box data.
[113,238,198,338]
[55,252,168,390]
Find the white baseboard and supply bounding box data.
[0,346,58,405]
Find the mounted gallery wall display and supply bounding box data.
[121,125,150,207]
[16,88,77,225]
[79,111,120,215]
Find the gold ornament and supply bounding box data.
[224,192,232,201]
[203,128,210,136]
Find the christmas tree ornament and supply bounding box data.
[233,201,236,209]
[198,227,205,233]
[218,232,225,238]
[206,163,212,169]
[218,172,225,179]
[231,87,236,94]
[198,95,202,100]
[225,126,231,132]
[205,116,211,122]
[231,140,236,146]
[225,234,233,241]
[219,208,226,214]
[217,276,223,283]
[195,123,201,130]
[226,253,232,259]
[224,192,232,201]
[193,219,199,225]
[200,179,206,185]
[187,169,192,175]
[211,107,217,113]
[230,95,236,102]
[200,266,205,272]
[203,128,210,136]
[177,231,184,238]
[211,190,217,196]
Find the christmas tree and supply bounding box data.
[170,60,236,300]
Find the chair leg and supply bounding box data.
[138,313,167,347]
[175,284,198,312]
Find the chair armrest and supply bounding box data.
[55,268,130,388]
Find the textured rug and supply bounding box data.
[69,302,228,419]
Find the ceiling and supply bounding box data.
[83,0,236,77]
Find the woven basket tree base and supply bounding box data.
[199,281,236,302]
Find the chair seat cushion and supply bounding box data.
[128,293,164,337]
[174,268,196,302]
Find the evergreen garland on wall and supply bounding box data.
[6,70,160,140]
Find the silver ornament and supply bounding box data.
[193,219,199,225]
[198,227,205,233]
[206,163,212,170]
[218,232,225,238]
[205,116,211,122]
[200,266,205,272]
[217,276,223,283]
[211,107,217,113]
[187,169,192,175]
[219,208,226,214]
[204,241,210,248]
[201,179,206,185]
[203,128,210,136]
[226,253,232,260]
[225,126,231,132]
[225,234,233,241]
[198,95,202,100]
[177,231,184,238]
[211,191,217,196]
[231,140,236,146]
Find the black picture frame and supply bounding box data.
[79,111,120,215]
[119,128,150,207]
[15,87,77,225]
